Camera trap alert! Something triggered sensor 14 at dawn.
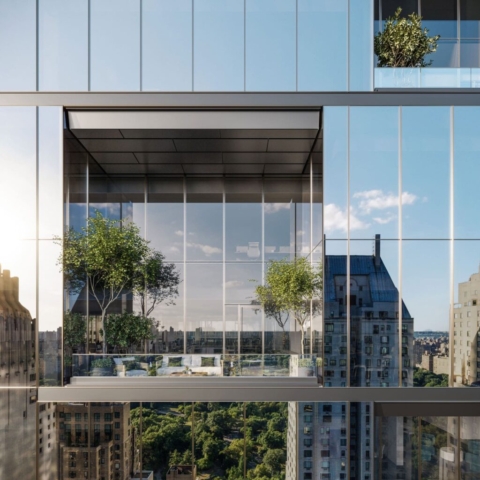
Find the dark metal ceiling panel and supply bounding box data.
[224,164,265,174]
[147,164,184,174]
[121,129,222,139]
[182,164,225,175]
[267,139,315,152]
[101,164,147,174]
[219,129,318,139]
[70,129,123,139]
[91,152,138,164]
[174,138,268,152]
[135,152,223,164]
[79,138,176,152]
[264,164,305,174]
[223,152,308,163]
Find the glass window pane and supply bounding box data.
[186,178,223,262]
[194,0,244,91]
[350,239,399,387]
[432,39,459,67]
[39,0,88,91]
[246,0,296,91]
[186,264,223,354]
[91,0,140,91]
[0,0,36,91]
[403,241,450,386]
[460,40,480,67]
[148,178,184,262]
[349,107,399,239]
[349,0,374,91]
[298,0,347,91]
[402,107,450,239]
[422,0,457,38]
[461,0,480,39]
[225,178,262,262]
[39,107,63,239]
[142,0,192,91]
[381,0,418,19]
[454,107,480,239]
[324,107,348,240]
[453,240,480,386]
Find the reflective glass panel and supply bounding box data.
[298,0,347,91]
[0,390,37,478]
[194,0,244,91]
[422,0,458,39]
[403,241,450,386]
[402,107,450,239]
[0,1,36,91]
[454,107,480,239]
[349,0,374,91]
[246,0,296,91]
[453,240,480,386]
[225,178,262,262]
[186,264,223,354]
[324,107,348,240]
[148,178,184,263]
[142,0,192,91]
[350,239,400,387]
[39,0,88,91]
[186,178,223,262]
[461,0,480,39]
[91,0,140,91]
[349,107,399,239]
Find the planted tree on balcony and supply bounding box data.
[254,257,322,355]
[56,211,179,353]
[374,7,440,67]
[104,312,158,353]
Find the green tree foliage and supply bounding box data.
[63,310,86,349]
[134,250,180,318]
[255,257,322,354]
[374,8,440,67]
[132,402,288,479]
[104,312,157,353]
[56,211,179,352]
[413,367,449,387]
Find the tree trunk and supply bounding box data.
[300,326,305,355]
[101,311,107,353]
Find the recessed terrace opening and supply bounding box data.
[64,110,323,382]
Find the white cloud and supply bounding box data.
[175,230,184,237]
[186,242,222,256]
[169,246,180,253]
[373,215,396,225]
[225,280,244,288]
[353,190,417,214]
[264,203,290,214]
[324,204,369,233]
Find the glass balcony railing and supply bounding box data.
[374,67,480,89]
[71,354,319,379]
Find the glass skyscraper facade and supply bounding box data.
[1,1,480,479]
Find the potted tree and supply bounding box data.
[374,8,440,68]
[56,211,179,353]
[254,257,322,355]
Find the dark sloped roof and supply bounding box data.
[325,255,412,319]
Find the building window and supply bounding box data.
[115,422,120,429]
[304,450,312,458]
[304,439,313,447]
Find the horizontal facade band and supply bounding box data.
[38,382,480,403]
[68,110,320,130]
[1,92,480,108]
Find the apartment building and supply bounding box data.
[0,0,480,479]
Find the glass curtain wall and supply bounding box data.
[323,105,480,389]
[0,0,374,92]
[64,159,322,363]
[375,0,480,68]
